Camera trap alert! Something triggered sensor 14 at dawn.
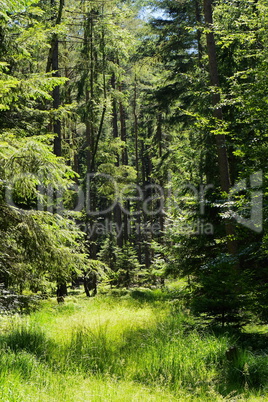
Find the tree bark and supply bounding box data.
[203,0,237,257]
[47,0,64,157]
[134,75,139,176]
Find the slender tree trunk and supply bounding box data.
[47,0,64,157]
[203,0,237,257]
[119,82,129,244]
[156,114,164,239]
[119,99,128,165]
[91,22,107,171]
[195,0,203,64]
[133,75,142,261]
[134,75,139,176]
[52,38,61,156]
[157,113,163,159]
[142,124,154,268]
[47,1,68,296]
[84,10,98,259]
[111,72,123,246]
[85,90,93,173]
[111,73,119,140]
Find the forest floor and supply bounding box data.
[0,283,268,401]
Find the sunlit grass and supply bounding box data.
[0,351,179,402]
[28,294,166,346]
[0,289,268,401]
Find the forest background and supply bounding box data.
[1,0,268,327]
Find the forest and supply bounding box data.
[0,0,268,400]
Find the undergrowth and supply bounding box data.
[0,288,268,401]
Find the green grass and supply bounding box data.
[0,289,268,401]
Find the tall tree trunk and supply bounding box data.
[47,0,67,296]
[156,114,164,240]
[84,10,98,259]
[203,0,237,257]
[47,0,64,157]
[52,38,61,156]
[119,82,129,244]
[134,75,139,176]
[119,98,128,166]
[157,113,163,159]
[91,19,107,172]
[195,0,203,64]
[111,71,123,246]
[141,133,151,268]
[133,75,142,261]
[86,10,94,174]
[111,73,119,140]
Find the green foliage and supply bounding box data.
[99,236,142,287]
[0,204,86,292]
[84,259,111,286]
[1,134,76,201]
[0,286,40,315]
[191,254,250,327]
[142,0,268,327]
[0,133,86,293]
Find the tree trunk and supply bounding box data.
[52,38,61,156]
[57,281,67,302]
[119,81,129,243]
[134,75,139,176]
[111,72,124,246]
[195,0,203,64]
[203,0,238,257]
[119,99,128,165]
[111,73,119,139]
[47,0,64,157]
[156,114,164,239]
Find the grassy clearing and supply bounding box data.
[0,288,268,401]
[0,353,179,402]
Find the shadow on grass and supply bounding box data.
[204,325,268,396]
[129,287,188,303]
[0,324,57,363]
